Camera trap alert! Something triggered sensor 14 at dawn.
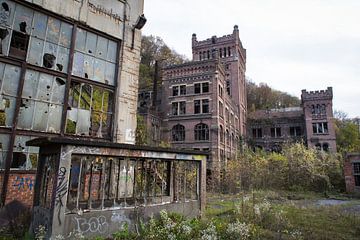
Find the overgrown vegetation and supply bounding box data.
[212,143,344,194]
[246,80,300,112]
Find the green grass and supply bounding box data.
[206,190,360,240]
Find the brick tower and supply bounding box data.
[301,87,337,152]
[191,25,247,135]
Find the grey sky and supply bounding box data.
[142,0,360,118]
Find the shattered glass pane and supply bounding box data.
[2,64,20,96]
[23,70,39,99]
[46,17,60,44]
[85,31,96,55]
[92,87,103,111]
[52,77,66,104]
[0,28,11,56]
[43,41,57,69]
[0,95,15,127]
[59,21,72,48]
[32,12,47,39]
[80,84,92,110]
[83,54,94,79]
[105,62,116,86]
[33,101,49,131]
[72,51,84,77]
[96,35,108,60]
[93,58,106,83]
[0,133,10,169]
[13,135,39,169]
[107,40,117,63]
[103,90,113,113]
[90,111,101,137]
[17,99,35,129]
[76,109,90,135]
[27,37,44,66]
[47,103,62,133]
[13,4,33,34]
[37,73,53,102]
[75,28,86,52]
[0,1,15,27]
[56,46,69,72]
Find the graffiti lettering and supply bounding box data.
[55,167,68,225]
[12,176,34,191]
[111,212,131,230]
[74,216,109,234]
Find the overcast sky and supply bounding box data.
[142,0,360,118]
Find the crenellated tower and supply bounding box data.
[191,25,247,136]
[301,87,337,152]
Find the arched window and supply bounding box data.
[195,123,209,141]
[172,124,185,141]
[219,125,224,143]
[315,143,321,150]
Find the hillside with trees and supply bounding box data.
[246,80,301,112]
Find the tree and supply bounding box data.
[139,35,187,88]
[334,112,360,153]
[246,79,300,112]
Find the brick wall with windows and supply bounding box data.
[344,153,360,193]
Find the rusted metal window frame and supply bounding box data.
[0,0,121,206]
[65,155,198,212]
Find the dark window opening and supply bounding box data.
[9,31,29,60]
[322,143,329,152]
[43,53,56,68]
[220,125,224,143]
[194,83,201,94]
[180,85,186,95]
[290,126,302,137]
[172,86,179,96]
[195,123,209,141]
[252,128,262,138]
[194,100,200,114]
[202,99,209,113]
[172,124,185,141]
[270,127,281,138]
[226,80,231,95]
[312,122,328,134]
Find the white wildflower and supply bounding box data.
[226,221,250,240]
[201,222,218,240]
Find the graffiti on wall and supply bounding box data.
[12,176,34,191]
[55,167,68,225]
[74,216,109,234]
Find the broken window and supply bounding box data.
[226,80,231,95]
[0,133,10,169]
[72,28,117,85]
[18,70,65,133]
[172,86,179,96]
[312,122,328,134]
[67,156,174,211]
[172,124,185,141]
[174,161,199,202]
[220,125,224,143]
[0,63,20,127]
[66,82,113,138]
[12,135,39,169]
[194,123,209,141]
[322,143,329,152]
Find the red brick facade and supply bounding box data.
[1,171,36,207]
[344,153,360,193]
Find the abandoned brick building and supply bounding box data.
[139,26,247,172]
[247,87,337,153]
